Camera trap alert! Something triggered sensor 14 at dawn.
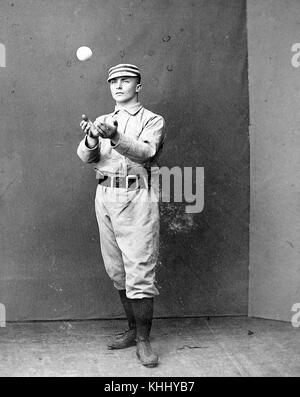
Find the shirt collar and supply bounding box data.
[113,102,142,116]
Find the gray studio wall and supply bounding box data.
[0,0,249,321]
[248,0,300,321]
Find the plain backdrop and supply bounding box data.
[248,0,300,321]
[0,0,249,321]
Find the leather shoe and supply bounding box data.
[136,337,158,367]
[107,329,136,350]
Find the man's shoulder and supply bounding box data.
[141,107,165,123]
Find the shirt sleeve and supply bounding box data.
[76,136,101,164]
[111,115,166,164]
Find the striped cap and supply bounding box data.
[107,64,141,82]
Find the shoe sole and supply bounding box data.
[107,340,136,350]
[136,351,158,368]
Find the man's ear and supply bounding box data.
[136,83,142,93]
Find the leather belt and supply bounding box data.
[98,175,148,190]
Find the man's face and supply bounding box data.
[109,76,141,104]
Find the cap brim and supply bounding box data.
[107,71,140,82]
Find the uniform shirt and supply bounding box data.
[77,102,166,177]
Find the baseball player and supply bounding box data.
[77,64,166,368]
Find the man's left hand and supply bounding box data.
[96,117,118,140]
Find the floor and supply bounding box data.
[0,316,299,377]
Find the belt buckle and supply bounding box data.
[126,175,138,189]
[110,175,119,188]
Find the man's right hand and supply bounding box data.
[80,114,100,139]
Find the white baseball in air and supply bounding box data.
[76,46,93,61]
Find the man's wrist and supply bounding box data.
[110,131,120,146]
[85,135,98,149]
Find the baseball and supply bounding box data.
[76,46,93,61]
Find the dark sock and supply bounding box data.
[118,290,136,330]
[131,298,154,339]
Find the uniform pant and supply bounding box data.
[95,184,160,299]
